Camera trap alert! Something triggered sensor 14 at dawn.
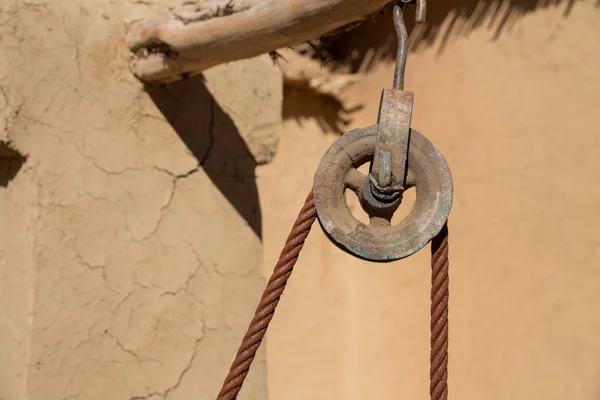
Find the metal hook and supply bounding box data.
[402,0,427,23]
[392,5,408,90]
[414,0,427,23]
[392,0,426,90]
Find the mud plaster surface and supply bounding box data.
[0,1,282,399]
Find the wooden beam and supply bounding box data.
[126,0,391,83]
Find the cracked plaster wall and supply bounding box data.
[0,1,282,399]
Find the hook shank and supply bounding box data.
[392,5,408,91]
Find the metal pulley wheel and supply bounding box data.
[313,124,452,261]
[312,1,453,262]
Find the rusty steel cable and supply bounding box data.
[216,191,317,400]
[430,224,449,400]
[216,191,450,400]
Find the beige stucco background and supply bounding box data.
[1,0,599,399]
[259,1,600,400]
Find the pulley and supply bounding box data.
[312,0,453,261]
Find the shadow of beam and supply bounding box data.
[323,0,579,73]
[146,76,262,238]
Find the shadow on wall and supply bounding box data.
[282,0,584,132]
[326,0,582,73]
[282,86,364,135]
[146,76,262,238]
[0,142,26,188]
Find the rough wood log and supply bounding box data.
[125,0,391,83]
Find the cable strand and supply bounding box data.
[430,224,449,400]
[216,190,450,400]
[216,191,317,400]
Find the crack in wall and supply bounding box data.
[59,8,83,84]
[138,97,216,241]
[0,83,9,111]
[159,264,204,304]
[75,253,119,294]
[33,103,219,240]
[104,330,160,364]
[129,337,203,400]
[198,97,216,167]
[2,32,273,396]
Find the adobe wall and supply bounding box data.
[0,1,282,399]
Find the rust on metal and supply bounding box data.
[312,125,453,262]
[367,0,423,210]
[370,89,413,205]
